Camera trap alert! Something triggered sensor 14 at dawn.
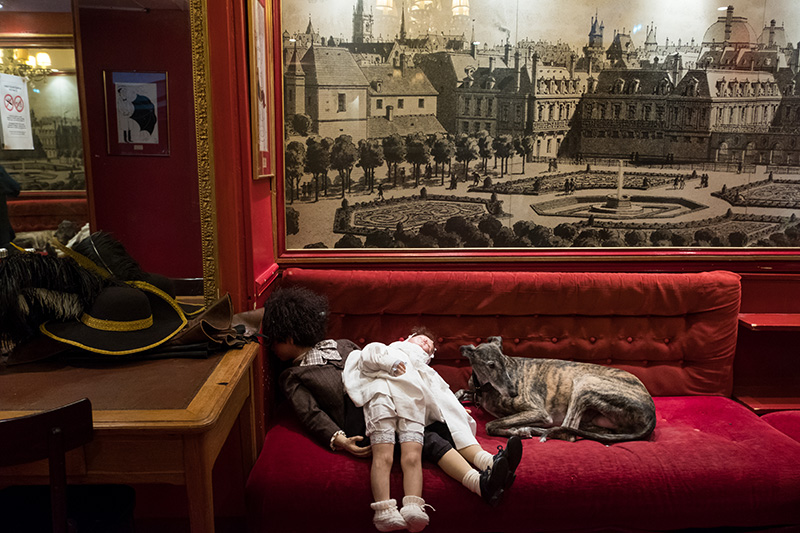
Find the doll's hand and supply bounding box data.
[391,360,406,376]
[338,435,372,457]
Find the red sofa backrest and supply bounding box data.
[8,192,90,233]
[282,269,742,397]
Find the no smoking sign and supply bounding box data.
[4,94,24,112]
[1,74,34,150]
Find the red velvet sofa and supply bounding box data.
[246,269,800,532]
[7,192,89,233]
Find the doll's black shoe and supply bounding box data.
[493,436,522,489]
[479,456,508,507]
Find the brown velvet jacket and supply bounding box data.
[278,339,363,448]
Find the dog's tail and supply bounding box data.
[542,416,657,444]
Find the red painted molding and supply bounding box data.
[276,248,800,270]
[14,191,86,200]
[254,263,281,301]
[0,12,74,36]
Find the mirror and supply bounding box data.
[0,3,87,253]
[0,0,216,300]
[0,45,84,191]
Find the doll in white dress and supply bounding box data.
[343,328,495,532]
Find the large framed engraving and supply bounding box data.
[275,0,800,261]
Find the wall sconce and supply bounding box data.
[0,48,53,84]
[36,52,52,68]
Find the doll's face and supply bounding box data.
[272,338,305,362]
[407,334,435,357]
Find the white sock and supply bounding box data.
[461,469,481,496]
[473,450,493,471]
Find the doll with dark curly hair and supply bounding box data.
[262,286,328,350]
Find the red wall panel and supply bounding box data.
[78,8,201,278]
[208,0,278,311]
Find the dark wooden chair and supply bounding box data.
[0,398,93,533]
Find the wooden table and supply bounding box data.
[0,342,260,533]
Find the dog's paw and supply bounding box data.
[502,427,536,439]
[513,428,534,439]
[455,389,476,405]
[542,427,578,442]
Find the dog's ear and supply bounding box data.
[487,336,503,348]
[460,345,475,359]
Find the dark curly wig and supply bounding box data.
[262,286,329,347]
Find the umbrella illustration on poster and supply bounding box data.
[131,94,157,134]
[116,83,159,144]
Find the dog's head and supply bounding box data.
[460,336,518,398]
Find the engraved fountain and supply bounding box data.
[590,160,644,215]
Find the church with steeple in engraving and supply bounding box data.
[353,0,374,44]
[583,11,605,74]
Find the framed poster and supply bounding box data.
[276,0,800,259]
[249,0,275,180]
[104,70,169,156]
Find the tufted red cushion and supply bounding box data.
[282,269,742,396]
[246,396,800,532]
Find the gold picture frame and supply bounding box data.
[249,0,276,181]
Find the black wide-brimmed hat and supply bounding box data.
[39,281,187,355]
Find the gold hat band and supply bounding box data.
[81,313,153,332]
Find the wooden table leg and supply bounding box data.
[185,436,215,533]
[239,371,258,475]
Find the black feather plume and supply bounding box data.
[71,231,146,281]
[0,253,106,350]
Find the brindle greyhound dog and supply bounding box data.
[459,337,656,443]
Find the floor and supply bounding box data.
[135,517,246,532]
